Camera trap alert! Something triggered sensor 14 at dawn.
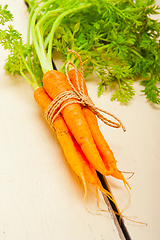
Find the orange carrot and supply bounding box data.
[68,69,130,186]
[42,70,108,175]
[34,87,85,180]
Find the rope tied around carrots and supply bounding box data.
[45,49,126,132]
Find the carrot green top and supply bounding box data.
[0,0,160,103]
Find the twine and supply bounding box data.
[45,49,126,132]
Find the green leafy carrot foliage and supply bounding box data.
[1,0,160,103]
[0,4,13,25]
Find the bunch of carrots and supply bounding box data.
[34,49,131,212]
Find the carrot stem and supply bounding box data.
[20,40,40,87]
[26,1,39,71]
[45,3,92,61]
[30,0,55,73]
[37,8,64,28]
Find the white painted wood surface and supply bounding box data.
[0,1,160,239]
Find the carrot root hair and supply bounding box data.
[81,177,103,216]
[121,171,135,180]
[81,176,88,212]
[121,181,132,214]
[122,215,148,226]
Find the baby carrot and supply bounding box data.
[34,87,85,181]
[42,70,108,175]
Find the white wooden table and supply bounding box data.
[0,1,160,239]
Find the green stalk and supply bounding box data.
[129,48,143,58]
[20,39,40,87]
[37,8,64,28]
[45,3,93,64]
[97,44,110,52]
[20,60,32,85]
[26,1,40,70]
[36,26,45,53]
[30,0,57,73]
[42,19,55,43]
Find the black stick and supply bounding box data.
[97,172,132,240]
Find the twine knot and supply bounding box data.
[79,93,94,107]
[45,49,126,132]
